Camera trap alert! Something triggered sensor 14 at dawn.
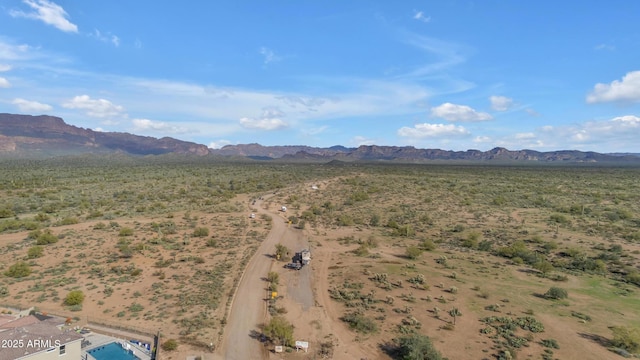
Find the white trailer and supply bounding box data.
[300,249,311,265]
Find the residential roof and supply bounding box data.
[0,317,83,359]
[0,315,40,329]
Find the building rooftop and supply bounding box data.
[0,316,83,359]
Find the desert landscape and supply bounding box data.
[1,157,639,359]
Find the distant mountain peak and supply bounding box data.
[0,113,209,157]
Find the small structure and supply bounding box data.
[249,213,255,219]
[300,249,311,265]
[295,340,309,353]
[311,185,319,190]
[281,206,287,212]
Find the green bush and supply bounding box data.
[161,339,178,351]
[119,227,134,236]
[540,338,560,349]
[611,326,640,353]
[4,261,31,278]
[544,287,568,300]
[35,230,58,245]
[27,246,44,259]
[263,316,295,346]
[420,239,436,251]
[392,334,443,360]
[193,227,209,237]
[341,312,378,334]
[64,290,85,306]
[405,246,423,260]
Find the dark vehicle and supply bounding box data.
[285,262,302,270]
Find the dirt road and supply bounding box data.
[216,197,293,360]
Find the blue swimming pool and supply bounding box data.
[87,342,140,360]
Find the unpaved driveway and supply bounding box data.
[216,197,302,360]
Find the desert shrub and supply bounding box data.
[390,333,443,360]
[353,244,370,257]
[93,222,106,230]
[624,271,640,286]
[267,271,279,285]
[478,240,493,251]
[206,238,218,247]
[119,227,134,236]
[405,246,423,260]
[27,246,44,259]
[59,217,78,225]
[274,243,290,261]
[370,214,380,226]
[540,339,560,349]
[129,303,144,312]
[4,261,31,278]
[570,311,591,322]
[611,326,640,353]
[161,339,178,351]
[35,230,58,245]
[420,239,436,251]
[544,287,568,300]
[64,290,85,306]
[549,213,570,224]
[462,231,481,248]
[341,312,378,334]
[0,207,15,218]
[533,260,554,276]
[263,316,295,346]
[193,227,210,237]
[337,214,354,226]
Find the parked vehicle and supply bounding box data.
[285,262,302,270]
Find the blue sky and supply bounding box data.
[1,1,639,152]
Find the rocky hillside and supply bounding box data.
[0,113,209,156]
[210,143,353,158]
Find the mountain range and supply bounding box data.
[1,113,639,163]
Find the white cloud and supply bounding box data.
[489,95,513,111]
[259,47,281,64]
[430,102,492,122]
[473,136,491,143]
[301,126,328,136]
[91,30,120,47]
[0,64,11,72]
[519,115,640,151]
[10,0,78,33]
[586,70,640,103]
[132,118,188,134]
[0,77,10,88]
[239,107,288,131]
[240,117,288,131]
[0,41,33,61]
[525,108,541,117]
[413,10,431,23]
[351,136,376,146]
[62,95,125,118]
[93,127,105,132]
[208,140,232,149]
[594,43,615,51]
[12,98,52,112]
[396,32,469,82]
[397,123,469,138]
[515,132,535,140]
